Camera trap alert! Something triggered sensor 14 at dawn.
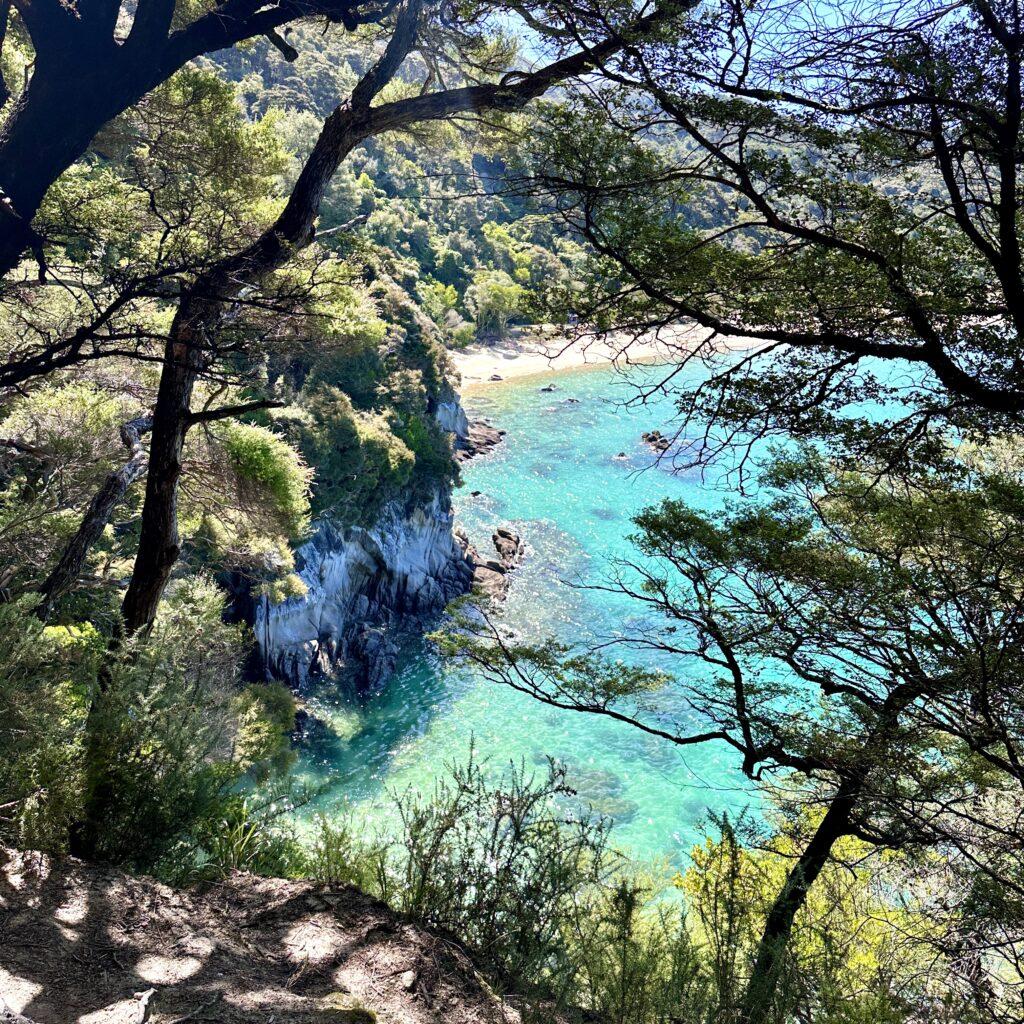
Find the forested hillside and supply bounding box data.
[214,26,585,348]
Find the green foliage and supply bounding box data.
[216,752,958,1023]
[682,822,912,1023]
[376,753,612,990]
[0,382,147,601]
[569,878,712,1024]
[215,420,311,539]
[0,598,99,851]
[465,268,527,340]
[393,411,458,502]
[37,66,287,282]
[257,571,309,605]
[172,417,313,599]
[282,385,415,524]
[419,280,459,326]
[304,813,385,891]
[0,578,296,869]
[233,682,298,781]
[183,795,307,883]
[77,577,251,867]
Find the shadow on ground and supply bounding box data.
[0,846,542,1024]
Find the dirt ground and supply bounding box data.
[0,846,548,1024]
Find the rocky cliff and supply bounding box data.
[255,389,515,692]
[255,488,476,691]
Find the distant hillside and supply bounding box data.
[209,31,585,350]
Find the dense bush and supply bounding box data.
[282,384,416,524]
[375,755,613,990]
[0,579,296,869]
[177,752,966,1024]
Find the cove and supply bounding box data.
[290,360,756,867]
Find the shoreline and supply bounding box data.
[451,324,751,390]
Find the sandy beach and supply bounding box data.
[451,324,749,387]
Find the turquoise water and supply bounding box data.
[291,361,756,868]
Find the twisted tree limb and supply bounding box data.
[36,414,152,618]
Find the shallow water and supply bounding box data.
[290,361,756,868]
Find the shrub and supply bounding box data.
[286,384,415,523]
[451,322,477,348]
[216,419,311,538]
[305,813,386,891]
[286,758,949,1023]
[0,598,99,851]
[313,751,617,997]
[182,795,307,883]
[0,578,296,871]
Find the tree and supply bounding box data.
[0,70,312,620]
[113,0,691,634]
[441,444,1024,1023]
[0,0,689,857]
[0,0,389,278]
[0,0,693,286]
[466,268,527,339]
[520,0,1024,470]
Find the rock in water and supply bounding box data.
[465,527,525,601]
[641,430,672,453]
[455,419,506,463]
[493,526,525,570]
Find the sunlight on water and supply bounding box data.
[290,361,758,868]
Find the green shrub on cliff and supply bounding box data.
[216,420,312,539]
[283,385,416,524]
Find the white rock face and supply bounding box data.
[255,491,475,690]
[434,399,470,439]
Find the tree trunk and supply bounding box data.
[738,777,859,1024]
[119,301,210,634]
[37,415,152,618]
[117,1,422,634]
[0,38,150,278]
[738,682,919,1024]
[67,695,117,861]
